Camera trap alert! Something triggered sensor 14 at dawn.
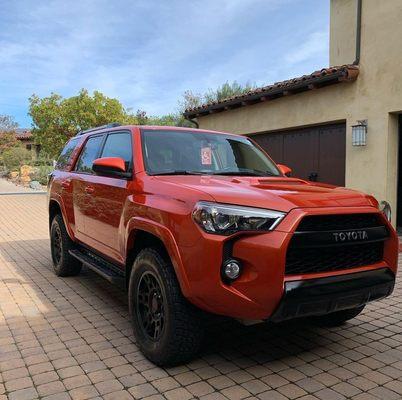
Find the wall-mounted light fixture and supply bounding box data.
[352,120,367,146]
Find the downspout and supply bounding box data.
[184,116,199,128]
[353,0,362,65]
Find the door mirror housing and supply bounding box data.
[277,164,292,177]
[93,157,130,178]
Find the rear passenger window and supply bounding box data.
[75,135,103,173]
[101,132,133,171]
[56,137,80,171]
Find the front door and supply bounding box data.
[82,131,134,264]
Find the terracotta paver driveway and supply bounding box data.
[0,194,401,400]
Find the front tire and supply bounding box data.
[129,248,204,366]
[50,214,82,277]
[313,305,365,327]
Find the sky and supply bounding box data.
[0,0,329,127]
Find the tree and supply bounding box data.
[29,89,139,157]
[0,114,18,153]
[204,81,255,103]
[180,81,256,112]
[0,115,18,131]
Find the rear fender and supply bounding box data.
[49,195,76,241]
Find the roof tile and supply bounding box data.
[184,64,359,118]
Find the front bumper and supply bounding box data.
[183,207,398,320]
[270,268,395,322]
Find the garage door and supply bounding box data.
[250,123,346,186]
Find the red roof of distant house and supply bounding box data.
[183,64,359,119]
[15,129,32,140]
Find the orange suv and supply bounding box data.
[48,124,398,366]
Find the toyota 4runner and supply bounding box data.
[48,124,398,366]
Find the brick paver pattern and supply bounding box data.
[0,194,401,400]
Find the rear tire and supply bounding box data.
[313,305,365,327]
[129,248,204,366]
[50,214,82,277]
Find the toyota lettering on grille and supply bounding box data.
[333,230,369,242]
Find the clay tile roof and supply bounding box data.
[183,64,359,119]
[15,129,32,140]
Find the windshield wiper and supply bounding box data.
[210,169,276,177]
[150,170,205,176]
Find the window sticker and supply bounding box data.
[201,146,212,165]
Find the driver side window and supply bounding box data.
[101,132,133,172]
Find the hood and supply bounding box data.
[154,175,377,212]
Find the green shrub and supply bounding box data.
[31,165,54,185]
[32,151,54,167]
[1,146,32,170]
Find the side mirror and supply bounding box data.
[277,164,292,177]
[93,157,128,177]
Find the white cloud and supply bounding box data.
[0,0,328,125]
[284,30,329,65]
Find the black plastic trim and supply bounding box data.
[270,268,395,322]
[69,249,125,287]
[290,226,388,248]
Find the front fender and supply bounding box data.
[125,216,191,298]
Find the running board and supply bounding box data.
[69,249,125,287]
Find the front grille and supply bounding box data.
[286,242,383,275]
[297,213,381,231]
[285,213,386,275]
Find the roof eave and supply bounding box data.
[183,65,359,119]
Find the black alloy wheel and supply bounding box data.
[136,271,166,341]
[129,248,204,366]
[51,223,63,265]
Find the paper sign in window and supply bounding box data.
[201,147,212,165]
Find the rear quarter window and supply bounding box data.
[55,137,82,171]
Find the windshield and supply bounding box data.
[141,129,280,177]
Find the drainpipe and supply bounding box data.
[184,116,199,128]
[353,0,362,65]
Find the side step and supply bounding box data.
[69,249,125,287]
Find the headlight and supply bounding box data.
[379,200,391,222]
[192,201,285,235]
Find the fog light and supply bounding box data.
[222,259,242,281]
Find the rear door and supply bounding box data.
[72,134,105,240]
[81,131,133,264]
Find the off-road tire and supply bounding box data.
[129,248,204,366]
[50,214,82,277]
[313,305,365,327]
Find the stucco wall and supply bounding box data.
[197,0,402,225]
[330,0,356,66]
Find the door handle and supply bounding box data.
[84,186,95,194]
[61,180,71,189]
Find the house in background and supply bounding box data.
[184,0,402,227]
[15,129,41,159]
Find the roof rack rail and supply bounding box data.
[77,123,121,136]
